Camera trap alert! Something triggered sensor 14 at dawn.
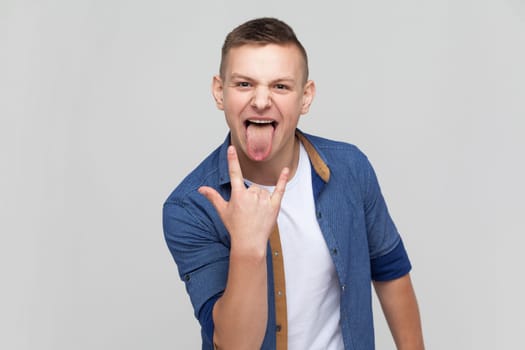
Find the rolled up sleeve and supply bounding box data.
[163,200,229,343]
[362,157,412,281]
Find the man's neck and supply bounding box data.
[238,136,300,186]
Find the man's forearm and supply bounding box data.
[212,248,268,349]
[373,273,425,350]
[198,146,289,349]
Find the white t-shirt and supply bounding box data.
[250,144,344,350]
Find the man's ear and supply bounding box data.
[300,80,316,115]
[212,75,224,110]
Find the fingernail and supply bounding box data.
[228,146,235,154]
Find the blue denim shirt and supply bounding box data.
[163,130,411,350]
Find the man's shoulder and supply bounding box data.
[164,142,225,206]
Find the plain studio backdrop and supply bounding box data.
[1,0,524,349]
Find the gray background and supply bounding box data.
[2,0,524,349]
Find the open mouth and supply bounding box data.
[244,119,277,128]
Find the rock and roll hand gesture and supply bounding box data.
[198,146,289,254]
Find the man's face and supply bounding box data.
[212,43,315,167]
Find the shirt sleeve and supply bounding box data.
[361,156,412,281]
[163,199,229,343]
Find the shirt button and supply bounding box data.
[274,251,279,256]
[341,284,346,292]
[332,248,338,255]
[276,324,282,332]
[317,211,322,219]
[277,290,282,296]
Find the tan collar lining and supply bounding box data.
[296,131,330,183]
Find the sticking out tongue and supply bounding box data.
[246,123,274,161]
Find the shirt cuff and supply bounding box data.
[370,239,412,281]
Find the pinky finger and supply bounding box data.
[271,167,289,204]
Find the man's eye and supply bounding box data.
[275,84,288,90]
[237,82,251,87]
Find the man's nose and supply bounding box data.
[251,87,272,110]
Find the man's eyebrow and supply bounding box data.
[229,73,253,81]
[272,77,296,83]
[229,73,297,83]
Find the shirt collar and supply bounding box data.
[295,129,331,183]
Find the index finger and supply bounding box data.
[227,146,245,191]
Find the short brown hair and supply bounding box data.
[220,17,309,81]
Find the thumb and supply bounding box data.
[198,186,227,214]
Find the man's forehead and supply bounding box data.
[223,43,306,80]
[226,43,303,59]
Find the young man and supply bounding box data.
[163,18,424,350]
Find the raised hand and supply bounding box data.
[198,146,289,255]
